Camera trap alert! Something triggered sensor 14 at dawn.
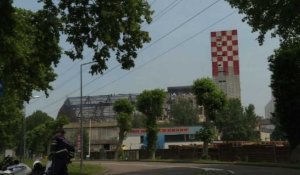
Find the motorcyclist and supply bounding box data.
[47,128,74,175]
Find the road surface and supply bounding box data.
[87,161,300,175]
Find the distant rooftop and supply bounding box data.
[57,94,138,122]
[167,85,192,94]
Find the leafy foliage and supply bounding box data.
[0,5,61,101]
[192,78,226,121]
[0,93,23,152]
[132,112,146,128]
[137,89,166,159]
[215,99,259,141]
[113,99,135,115]
[26,113,69,155]
[26,110,54,132]
[269,45,300,150]
[40,0,153,74]
[226,0,300,157]
[1,0,152,102]
[195,124,216,143]
[170,97,199,126]
[195,124,216,160]
[225,0,300,45]
[192,78,226,158]
[113,99,134,159]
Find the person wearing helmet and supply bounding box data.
[47,128,75,175]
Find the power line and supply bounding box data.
[37,0,208,102]
[140,0,221,53]
[37,62,119,110]
[88,11,236,96]
[35,0,183,103]
[43,0,220,99]
[36,5,233,115]
[153,0,183,21]
[29,52,93,105]
[37,10,236,114]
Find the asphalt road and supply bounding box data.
[89,161,300,175]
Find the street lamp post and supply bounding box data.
[80,61,96,174]
[23,95,40,159]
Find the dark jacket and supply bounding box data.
[50,135,75,163]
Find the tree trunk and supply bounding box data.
[114,131,125,160]
[202,141,209,159]
[290,144,300,162]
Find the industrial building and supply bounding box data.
[58,94,138,152]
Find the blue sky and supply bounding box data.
[14,0,279,117]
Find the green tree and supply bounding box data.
[195,123,216,159]
[269,45,300,156]
[0,6,61,102]
[40,0,153,74]
[270,114,287,141]
[225,0,300,159]
[26,110,54,132]
[244,104,260,140]
[192,78,226,158]
[113,99,135,160]
[170,97,199,126]
[225,0,300,45]
[26,115,70,156]
[137,89,166,159]
[0,93,23,153]
[132,112,146,128]
[215,99,259,141]
[1,1,152,101]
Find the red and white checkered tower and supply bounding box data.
[211,29,241,99]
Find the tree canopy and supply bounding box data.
[113,98,135,159]
[192,78,226,158]
[170,97,199,126]
[41,0,153,74]
[26,110,54,132]
[226,0,300,159]
[26,113,69,155]
[226,0,300,45]
[137,89,166,159]
[192,78,226,121]
[215,99,259,141]
[0,0,152,101]
[0,6,60,101]
[0,93,23,152]
[269,44,300,151]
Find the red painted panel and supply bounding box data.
[233,50,239,56]
[223,61,228,75]
[212,62,218,76]
[232,30,237,35]
[227,35,232,40]
[232,40,238,45]
[233,60,240,75]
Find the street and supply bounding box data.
[88,161,300,175]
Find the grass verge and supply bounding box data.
[69,163,105,175]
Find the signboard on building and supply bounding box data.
[128,127,190,136]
